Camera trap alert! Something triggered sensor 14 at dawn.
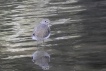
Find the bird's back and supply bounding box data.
[33,24,50,39]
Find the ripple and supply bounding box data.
[2,55,31,59]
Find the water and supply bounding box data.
[0,0,106,71]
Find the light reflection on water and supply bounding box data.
[0,0,106,71]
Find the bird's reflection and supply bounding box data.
[32,50,50,70]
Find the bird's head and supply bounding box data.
[40,19,50,25]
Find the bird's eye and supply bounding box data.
[31,56,33,59]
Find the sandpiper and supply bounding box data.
[32,19,51,48]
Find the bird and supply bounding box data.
[32,50,50,70]
[32,19,51,48]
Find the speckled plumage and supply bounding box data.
[32,19,50,41]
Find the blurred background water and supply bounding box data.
[0,0,106,71]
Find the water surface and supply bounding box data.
[0,0,106,71]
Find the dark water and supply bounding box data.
[0,0,106,71]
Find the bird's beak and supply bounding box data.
[49,23,53,26]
